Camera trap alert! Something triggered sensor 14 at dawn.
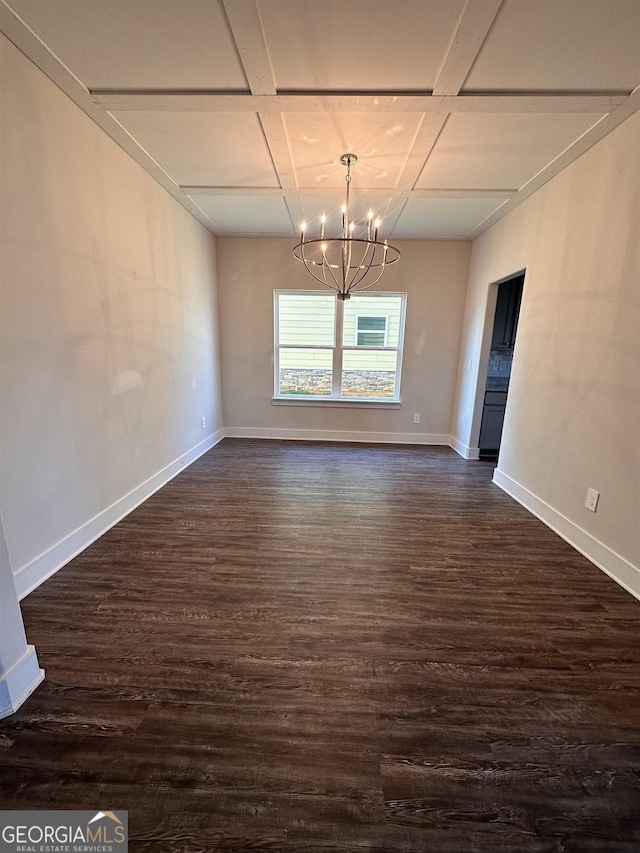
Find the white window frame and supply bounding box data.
[274,290,407,405]
[355,315,388,347]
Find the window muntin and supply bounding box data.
[275,291,406,402]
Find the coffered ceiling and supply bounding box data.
[1,0,639,240]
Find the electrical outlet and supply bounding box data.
[201,417,206,430]
[585,488,599,512]
[413,413,420,424]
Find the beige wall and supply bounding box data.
[452,110,640,588]
[217,237,471,442]
[0,36,223,595]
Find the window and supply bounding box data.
[356,315,388,347]
[274,291,406,401]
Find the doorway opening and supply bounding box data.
[479,272,524,459]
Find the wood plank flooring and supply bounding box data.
[1,439,639,852]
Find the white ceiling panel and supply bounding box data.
[416,113,606,190]
[259,0,465,91]
[188,195,293,235]
[464,0,640,93]
[8,0,248,90]
[111,112,279,187]
[394,197,506,238]
[285,113,424,189]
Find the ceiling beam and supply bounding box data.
[433,0,504,96]
[221,0,276,96]
[395,114,449,192]
[375,198,408,240]
[94,92,627,114]
[257,113,296,189]
[182,186,517,199]
[222,0,301,227]
[394,0,503,193]
[259,112,303,224]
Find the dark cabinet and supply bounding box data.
[479,390,507,455]
[491,274,524,351]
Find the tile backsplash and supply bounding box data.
[488,349,513,377]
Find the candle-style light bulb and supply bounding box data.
[374,217,381,241]
[320,214,326,240]
[300,220,307,243]
[349,221,355,234]
[367,209,374,239]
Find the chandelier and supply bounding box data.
[293,153,400,300]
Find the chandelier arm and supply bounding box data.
[347,264,375,293]
[345,231,375,292]
[349,263,388,293]
[359,238,376,268]
[347,249,388,295]
[299,248,339,288]
[348,240,377,289]
[346,238,356,290]
[321,251,343,292]
[343,241,377,293]
[347,265,376,294]
[305,266,335,288]
[349,267,371,291]
[353,243,399,292]
[342,237,351,291]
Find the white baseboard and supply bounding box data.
[0,646,44,719]
[227,428,484,460]
[449,436,480,460]
[15,429,225,600]
[493,468,640,602]
[224,427,452,445]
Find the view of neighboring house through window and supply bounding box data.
[274,291,407,401]
[356,315,388,347]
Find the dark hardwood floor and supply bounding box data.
[1,439,639,852]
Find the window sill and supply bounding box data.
[272,397,401,409]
